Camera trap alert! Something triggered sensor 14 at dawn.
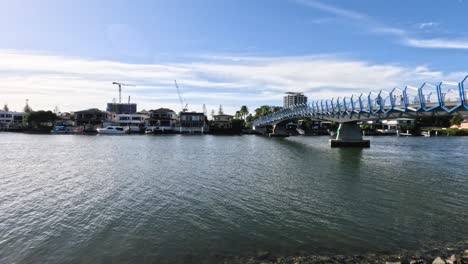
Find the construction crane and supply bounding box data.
[174,80,188,112]
[112,82,136,103]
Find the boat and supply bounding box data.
[296,128,305,135]
[399,130,412,136]
[421,131,431,137]
[96,126,127,135]
[51,125,71,134]
[145,127,155,134]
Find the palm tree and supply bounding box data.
[240,105,249,120]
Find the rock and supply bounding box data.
[256,251,270,260]
[445,255,456,264]
[410,259,426,264]
[464,250,468,257]
[432,257,446,264]
[385,262,401,264]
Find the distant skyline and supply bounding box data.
[1,0,467,114]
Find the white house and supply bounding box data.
[0,110,26,128]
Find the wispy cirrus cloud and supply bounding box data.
[405,38,468,49]
[1,49,465,114]
[418,22,440,30]
[293,0,468,50]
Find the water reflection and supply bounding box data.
[336,148,363,172]
[1,134,468,263]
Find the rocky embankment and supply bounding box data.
[219,241,468,264]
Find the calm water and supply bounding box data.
[1,133,467,263]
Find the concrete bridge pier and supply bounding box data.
[330,122,370,148]
[269,124,289,137]
[253,126,268,135]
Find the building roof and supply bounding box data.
[73,108,105,114]
[180,112,205,116]
[0,110,25,114]
[149,108,175,113]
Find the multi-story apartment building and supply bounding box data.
[283,92,307,108]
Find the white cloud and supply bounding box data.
[293,0,468,50]
[418,22,440,30]
[405,38,468,49]
[0,49,466,114]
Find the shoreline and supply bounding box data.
[216,241,468,264]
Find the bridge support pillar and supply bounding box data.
[269,124,289,137]
[253,126,268,135]
[329,122,370,148]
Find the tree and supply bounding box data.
[450,113,463,126]
[26,111,58,127]
[210,109,215,120]
[246,114,253,123]
[253,105,281,119]
[245,114,253,127]
[240,105,249,120]
[3,104,9,112]
[24,101,32,113]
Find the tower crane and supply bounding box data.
[112,82,136,103]
[174,80,188,112]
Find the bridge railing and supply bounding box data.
[252,75,468,127]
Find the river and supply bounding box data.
[1,133,467,263]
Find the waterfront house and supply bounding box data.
[364,118,415,134]
[381,118,414,132]
[0,110,26,130]
[211,114,234,129]
[73,109,107,126]
[450,115,468,129]
[108,113,148,132]
[147,108,178,132]
[179,112,208,134]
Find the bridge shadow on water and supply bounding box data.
[335,147,363,173]
[268,136,364,177]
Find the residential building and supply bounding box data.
[451,115,468,129]
[179,112,208,133]
[283,92,307,108]
[55,112,75,127]
[381,118,415,131]
[0,110,26,129]
[364,118,415,134]
[108,113,147,132]
[106,103,137,114]
[73,109,106,126]
[147,108,178,130]
[211,114,234,129]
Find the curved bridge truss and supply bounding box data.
[253,75,468,127]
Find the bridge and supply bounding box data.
[252,75,468,147]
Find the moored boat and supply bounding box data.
[51,125,71,134]
[96,126,127,135]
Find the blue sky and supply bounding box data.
[1,0,467,114]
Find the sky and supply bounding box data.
[0,0,467,114]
